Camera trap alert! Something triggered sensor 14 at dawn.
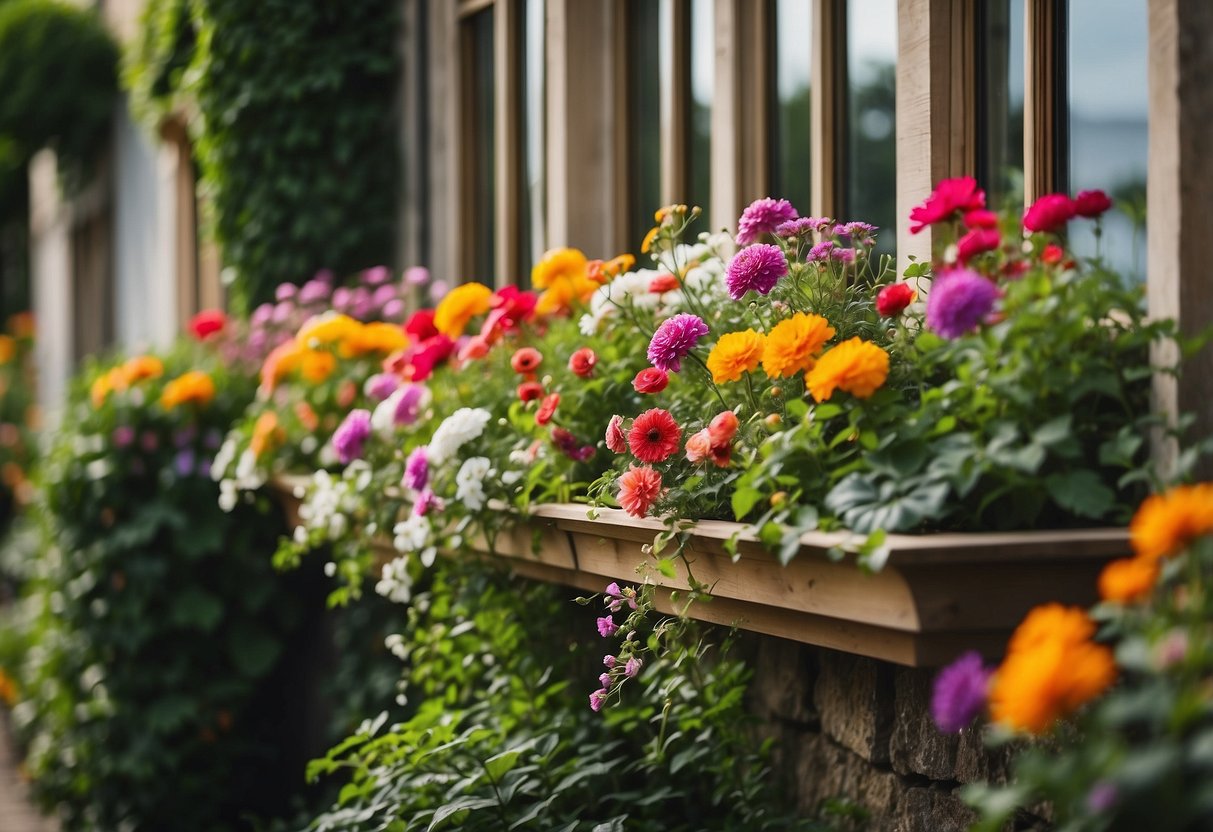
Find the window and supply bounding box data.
[625,0,664,255]
[768,0,812,216]
[461,6,496,284]
[518,0,546,286]
[686,0,713,223]
[977,0,1025,210]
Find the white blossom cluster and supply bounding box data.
[427,407,491,465]
[375,556,414,604]
[294,462,373,542]
[212,436,267,512]
[454,456,493,510]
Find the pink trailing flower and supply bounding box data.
[1023,193,1077,233]
[589,689,608,712]
[925,269,1000,339]
[332,409,372,464]
[605,415,628,453]
[411,489,444,517]
[402,446,429,491]
[596,616,618,638]
[736,197,798,245]
[603,655,617,669]
[604,581,637,612]
[617,465,664,518]
[647,314,709,372]
[956,227,1001,263]
[624,657,642,678]
[725,244,789,300]
[931,651,992,733]
[909,176,987,234]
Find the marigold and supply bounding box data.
[707,330,765,383]
[1128,483,1213,562]
[762,313,835,378]
[617,465,663,518]
[989,636,1116,734]
[160,371,216,410]
[1006,603,1095,654]
[297,313,360,348]
[261,341,304,392]
[346,321,409,356]
[806,338,889,402]
[300,350,337,383]
[120,355,165,386]
[434,282,494,337]
[1098,557,1159,604]
[90,372,115,408]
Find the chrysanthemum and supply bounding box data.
[806,338,889,402]
[706,329,765,383]
[627,408,682,463]
[725,244,788,300]
[736,198,798,245]
[332,409,372,464]
[775,217,819,238]
[617,465,664,518]
[925,269,1000,339]
[647,314,709,373]
[762,313,835,378]
[1129,483,1213,562]
[930,651,991,733]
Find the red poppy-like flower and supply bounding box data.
[956,227,1001,263]
[708,411,739,446]
[876,283,916,317]
[617,465,664,518]
[517,381,545,402]
[511,347,543,374]
[632,367,669,394]
[649,273,679,293]
[963,209,999,229]
[1023,194,1076,233]
[1074,189,1112,218]
[189,309,226,341]
[536,392,560,425]
[627,408,682,463]
[405,309,439,342]
[605,415,628,453]
[569,347,597,378]
[909,177,986,234]
[1041,244,1064,265]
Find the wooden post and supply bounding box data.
[1023,0,1061,205]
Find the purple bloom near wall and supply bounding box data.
[736,198,798,245]
[647,314,709,373]
[332,409,372,464]
[931,651,992,733]
[725,244,789,300]
[402,446,429,491]
[925,269,1000,339]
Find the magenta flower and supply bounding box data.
[596,616,618,638]
[930,651,992,733]
[589,689,608,712]
[275,283,298,301]
[363,265,391,285]
[775,217,817,238]
[402,446,429,491]
[830,247,856,264]
[365,373,401,401]
[391,384,427,425]
[332,409,373,464]
[725,244,789,300]
[925,269,1000,339]
[736,197,798,245]
[603,655,617,669]
[412,488,444,517]
[624,657,642,678]
[807,240,836,262]
[834,221,878,239]
[112,425,135,448]
[647,313,709,372]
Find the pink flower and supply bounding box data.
[876,283,916,317]
[647,314,709,372]
[931,651,991,733]
[708,411,739,446]
[332,409,372,464]
[624,657,642,677]
[736,197,798,245]
[536,393,560,425]
[605,415,628,453]
[603,655,617,669]
[568,347,597,378]
[589,689,608,712]
[1074,189,1112,218]
[632,367,670,394]
[402,446,429,490]
[807,240,835,261]
[596,616,618,638]
[628,408,682,463]
[963,209,999,229]
[412,489,444,517]
[364,373,400,402]
[1023,193,1076,233]
[909,177,986,234]
[725,244,789,300]
[617,465,663,518]
[956,227,1001,263]
[685,429,713,464]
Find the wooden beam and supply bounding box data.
[810,0,841,220]
[660,0,690,206]
[1023,0,1061,204]
[494,0,521,287]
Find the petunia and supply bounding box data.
[924,269,1000,339]
[332,409,373,464]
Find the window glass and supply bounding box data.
[845,0,897,257]
[769,0,812,215]
[627,0,663,255]
[1068,0,1147,279]
[519,0,545,286]
[467,8,496,283]
[978,0,1024,210]
[687,0,713,225]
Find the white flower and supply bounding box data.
[375,557,413,604]
[218,480,238,512]
[455,456,492,510]
[427,407,491,465]
[392,515,431,553]
[212,438,237,481]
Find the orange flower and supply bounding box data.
[640,227,660,254]
[261,341,304,392]
[0,335,14,364]
[300,350,337,383]
[1129,483,1213,562]
[707,329,766,383]
[295,401,320,432]
[297,313,360,348]
[531,247,589,289]
[0,667,18,707]
[1098,557,1160,604]
[434,282,493,336]
[160,371,216,410]
[120,355,165,386]
[762,313,835,378]
[345,321,409,356]
[806,337,889,402]
[604,253,635,278]
[249,411,285,459]
[1006,603,1095,654]
[90,372,115,407]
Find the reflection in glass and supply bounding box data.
[1068,0,1147,279]
[769,0,811,215]
[627,0,663,255]
[687,0,713,225]
[519,0,545,286]
[978,0,1024,210]
[845,0,897,258]
[467,8,496,283]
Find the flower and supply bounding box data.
[532,247,589,289]
[876,283,916,317]
[924,269,1000,338]
[649,273,680,293]
[1086,782,1119,814]
[455,456,492,510]
[632,367,670,394]
[605,415,628,454]
[405,309,439,341]
[1023,193,1077,233]
[511,347,543,374]
[708,411,739,446]
[647,313,709,372]
[160,371,216,410]
[412,489,444,516]
[806,338,889,402]
[617,465,663,517]
[736,197,798,245]
[1074,189,1112,218]
[589,689,608,712]
[189,309,226,340]
[249,412,284,459]
[931,651,992,733]
[762,313,835,378]
[402,447,429,491]
[596,616,617,638]
[685,428,730,467]
[517,381,544,402]
[725,244,788,300]
[375,556,414,604]
[909,176,986,233]
[707,329,765,383]
[433,282,493,336]
[627,408,682,463]
[834,221,878,239]
[1041,243,1064,265]
[364,373,400,401]
[963,209,998,229]
[536,393,560,426]
[428,407,491,464]
[807,240,835,261]
[346,321,408,356]
[300,349,337,383]
[830,247,856,264]
[1129,483,1213,562]
[371,384,428,432]
[568,347,597,378]
[1098,557,1159,604]
[121,355,165,386]
[624,657,642,678]
[955,227,1001,263]
[332,409,373,464]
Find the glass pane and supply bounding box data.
[845,0,897,258]
[627,0,663,255]
[519,0,545,287]
[1067,0,1147,280]
[687,0,713,225]
[769,0,812,215]
[978,0,1024,210]
[468,8,496,284]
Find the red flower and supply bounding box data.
[405,309,439,342]
[517,381,545,402]
[511,347,543,374]
[189,309,226,341]
[617,465,664,517]
[909,177,986,234]
[708,411,739,446]
[963,209,999,229]
[481,286,538,340]
[956,228,1001,263]
[1074,189,1112,218]
[1023,193,1076,233]
[399,335,455,381]
[876,283,916,317]
[458,336,491,361]
[1041,244,1064,265]
[569,347,597,378]
[605,415,628,453]
[536,393,560,425]
[627,408,682,463]
[685,428,731,468]
[632,367,669,394]
[649,273,679,293]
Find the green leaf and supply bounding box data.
[1031,414,1072,447]
[483,749,522,782]
[731,487,763,521]
[428,797,500,831]
[1045,470,1114,519]
[656,558,677,579]
[171,587,225,632]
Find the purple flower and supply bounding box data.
[830,247,856,264]
[402,446,429,491]
[589,689,607,712]
[647,313,709,373]
[372,284,398,309]
[332,409,372,464]
[603,655,616,669]
[112,425,135,448]
[299,279,330,305]
[833,221,878,239]
[412,488,444,517]
[382,299,406,319]
[775,217,818,238]
[392,384,427,425]
[363,265,391,285]
[624,657,642,678]
[807,240,836,261]
[275,282,298,302]
[1086,781,1118,814]
[251,303,275,327]
[174,449,196,477]
[931,651,992,733]
[405,266,430,286]
[725,244,789,300]
[736,198,798,245]
[596,616,618,638]
[925,269,1000,339]
[365,373,400,402]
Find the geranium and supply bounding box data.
[735,197,798,245]
[433,282,493,336]
[1074,189,1112,218]
[647,314,709,373]
[632,368,669,394]
[189,309,227,341]
[568,347,597,378]
[909,176,986,233]
[627,408,681,463]
[160,371,216,410]
[605,415,627,453]
[536,393,560,426]
[1128,482,1213,562]
[725,244,788,300]
[806,338,889,402]
[332,409,372,464]
[617,465,663,517]
[1023,193,1077,233]
[924,269,999,338]
[931,651,992,733]
[875,283,916,317]
[706,329,765,383]
[762,313,835,378]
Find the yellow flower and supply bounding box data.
[0,335,14,364]
[707,329,766,383]
[344,321,409,356]
[433,282,493,337]
[1098,557,1159,604]
[260,341,304,392]
[296,313,360,349]
[1129,482,1213,562]
[806,337,889,402]
[762,313,836,378]
[119,355,165,386]
[160,371,216,410]
[91,372,115,408]
[531,248,589,289]
[640,227,660,254]
[299,349,337,383]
